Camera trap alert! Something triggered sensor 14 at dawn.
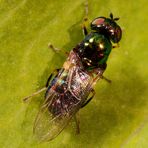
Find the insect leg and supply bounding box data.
[45,68,60,87]
[84,0,88,19]
[48,43,61,52]
[81,89,95,108]
[82,0,89,36]
[23,87,47,102]
[23,69,60,102]
[82,24,88,36]
[48,43,69,56]
[74,113,80,134]
[113,43,119,48]
[45,73,53,87]
[101,75,112,83]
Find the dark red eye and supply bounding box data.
[109,24,122,43]
[114,26,122,43]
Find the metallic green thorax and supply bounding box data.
[92,32,112,64]
[79,32,112,69]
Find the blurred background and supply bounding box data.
[0,0,147,147]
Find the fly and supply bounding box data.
[23,2,122,142]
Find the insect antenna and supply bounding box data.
[110,12,113,20]
[109,13,120,21]
[114,17,120,21]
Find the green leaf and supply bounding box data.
[0,0,148,147]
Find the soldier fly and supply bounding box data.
[23,3,122,141]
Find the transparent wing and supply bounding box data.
[33,50,104,141]
[33,90,81,142]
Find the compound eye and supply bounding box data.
[91,17,105,27]
[115,26,122,43]
[112,25,122,43]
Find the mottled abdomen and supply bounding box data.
[48,90,80,116]
[45,50,103,117]
[45,67,93,117]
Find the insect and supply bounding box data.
[23,7,122,141]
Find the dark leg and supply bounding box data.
[101,75,112,83]
[45,73,53,87]
[81,89,95,108]
[45,69,60,87]
[74,114,80,134]
[82,26,88,36]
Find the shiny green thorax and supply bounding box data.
[78,32,112,70]
[85,32,112,64]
